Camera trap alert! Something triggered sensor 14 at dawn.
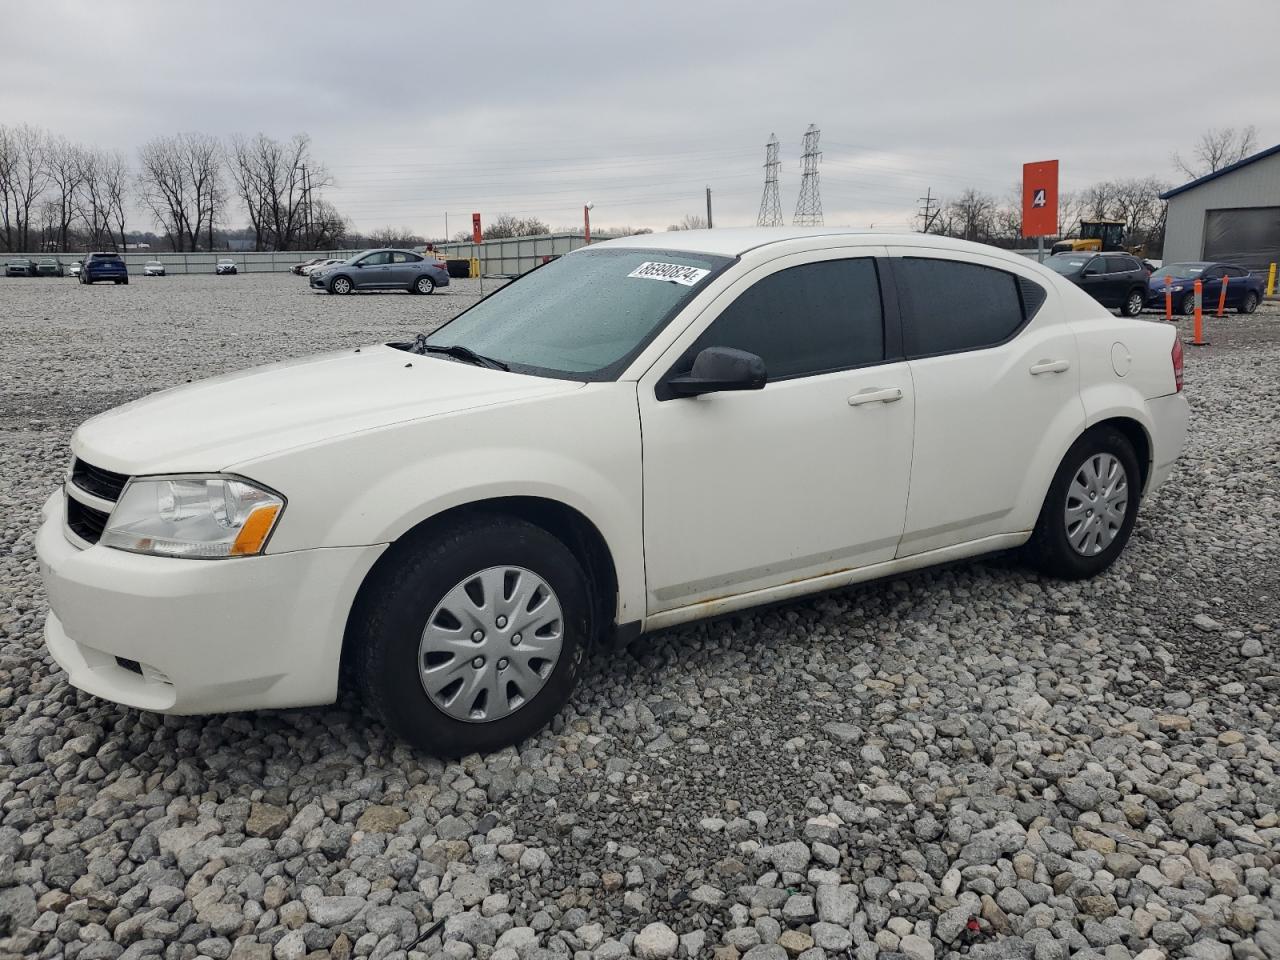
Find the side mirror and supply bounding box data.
[1082,267,1100,277]
[667,346,767,397]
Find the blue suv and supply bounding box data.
[80,252,129,285]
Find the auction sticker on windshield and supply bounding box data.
[627,261,711,286]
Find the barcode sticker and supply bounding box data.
[626,261,710,286]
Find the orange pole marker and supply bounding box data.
[1216,275,1229,317]
[1164,275,1173,321]
[1186,278,1210,347]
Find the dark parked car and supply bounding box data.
[36,257,64,277]
[80,252,129,285]
[1147,261,1262,316]
[5,258,37,277]
[1044,252,1148,317]
[311,249,451,295]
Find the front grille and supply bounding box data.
[72,458,129,501]
[67,496,110,544]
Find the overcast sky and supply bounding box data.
[4,0,1278,238]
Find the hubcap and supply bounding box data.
[418,566,564,723]
[1064,453,1128,556]
[418,278,432,292]
[334,278,350,293]
[1128,293,1142,314]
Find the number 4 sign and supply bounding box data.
[1022,160,1058,237]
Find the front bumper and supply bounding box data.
[36,492,384,714]
[1146,392,1190,493]
[309,274,327,289]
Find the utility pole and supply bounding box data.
[301,164,311,245]
[444,212,448,241]
[756,133,783,226]
[793,124,823,226]
[705,187,713,229]
[918,187,940,233]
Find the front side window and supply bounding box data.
[361,252,392,266]
[896,257,1028,358]
[422,247,731,379]
[683,258,884,380]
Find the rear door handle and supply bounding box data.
[848,387,903,406]
[1030,359,1070,375]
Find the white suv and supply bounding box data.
[36,229,1189,755]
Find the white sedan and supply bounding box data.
[36,229,1188,755]
[143,260,166,277]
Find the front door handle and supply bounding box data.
[848,387,903,406]
[1030,359,1070,375]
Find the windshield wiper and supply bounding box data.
[409,334,508,371]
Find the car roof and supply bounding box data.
[594,227,1039,261]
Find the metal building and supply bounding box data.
[1161,144,1280,271]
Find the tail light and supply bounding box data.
[1171,336,1184,392]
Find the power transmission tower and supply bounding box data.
[756,133,783,226]
[793,124,823,226]
[918,187,940,233]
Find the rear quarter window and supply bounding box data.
[895,257,1037,358]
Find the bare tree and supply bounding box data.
[44,137,89,252]
[1172,125,1258,179]
[479,214,550,239]
[939,189,996,242]
[1055,190,1089,239]
[137,133,222,251]
[666,214,708,231]
[227,133,324,250]
[0,124,49,251]
[103,151,130,250]
[76,147,130,250]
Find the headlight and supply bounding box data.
[100,476,284,559]
[1171,285,1183,292]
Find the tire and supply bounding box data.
[350,514,594,756]
[414,275,435,295]
[330,275,353,295]
[1025,426,1141,580]
[1238,291,1259,314]
[1180,293,1197,317]
[1121,288,1145,317]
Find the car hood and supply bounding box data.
[73,345,582,474]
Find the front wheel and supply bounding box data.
[350,515,593,756]
[1025,427,1141,580]
[1181,293,1197,317]
[1239,291,1259,314]
[330,275,353,295]
[414,275,435,295]
[1121,288,1145,317]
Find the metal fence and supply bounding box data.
[3,250,360,275]
[433,233,591,277]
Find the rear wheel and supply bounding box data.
[1025,427,1140,580]
[414,275,436,295]
[330,275,352,295]
[1239,290,1259,314]
[351,514,594,756]
[1180,293,1197,317]
[1122,288,1145,317]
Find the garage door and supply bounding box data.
[1203,206,1280,272]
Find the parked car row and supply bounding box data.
[4,255,240,280]
[1046,252,1263,316]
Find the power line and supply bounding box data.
[793,124,823,226]
[756,133,783,226]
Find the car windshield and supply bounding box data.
[1045,256,1090,274]
[1151,263,1206,280]
[421,247,732,379]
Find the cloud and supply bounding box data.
[2,0,1276,235]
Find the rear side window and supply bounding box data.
[1224,265,1248,278]
[896,258,1030,358]
[1106,255,1135,273]
[688,258,884,380]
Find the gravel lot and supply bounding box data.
[0,273,1277,960]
